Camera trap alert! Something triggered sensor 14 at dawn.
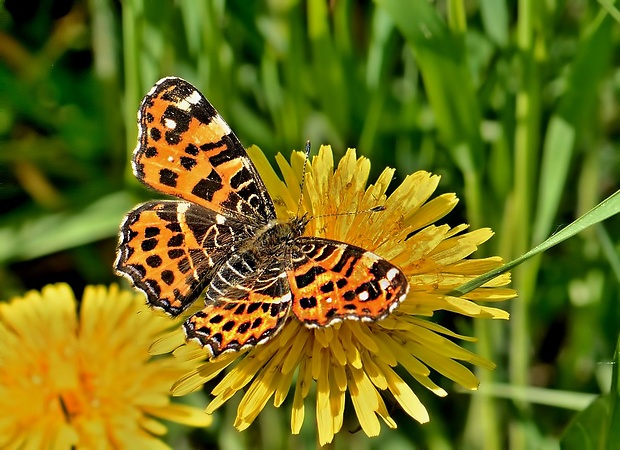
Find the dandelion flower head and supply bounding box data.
[0,283,211,449]
[153,145,515,446]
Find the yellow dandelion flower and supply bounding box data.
[153,145,516,446]
[0,283,211,450]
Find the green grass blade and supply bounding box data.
[449,189,620,296]
[374,0,482,158]
[307,0,348,136]
[560,334,620,449]
[532,10,614,244]
[597,225,620,283]
[561,395,611,450]
[474,383,596,411]
[599,0,620,21]
[121,0,143,183]
[0,192,135,263]
[375,0,484,226]
[479,0,509,46]
[611,335,620,450]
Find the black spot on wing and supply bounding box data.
[180,156,197,171]
[343,291,356,301]
[167,233,185,247]
[144,227,160,238]
[150,127,161,141]
[161,270,175,285]
[299,297,317,310]
[185,143,199,155]
[230,166,253,189]
[166,222,182,233]
[141,238,157,252]
[168,249,184,259]
[237,321,251,334]
[320,281,334,293]
[159,168,178,187]
[146,255,162,268]
[191,170,223,202]
[209,314,224,324]
[247,303,261,314]
[208,139,238,166]
[161,105,191,145]
[295,266,327,289]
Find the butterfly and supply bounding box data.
[115,77,409,357]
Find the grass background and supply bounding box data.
[1,0,620,449]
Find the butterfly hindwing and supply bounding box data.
[134,77,276,223]
[289,237,409,327]
[115,200,254,316]
[184,257,292,356]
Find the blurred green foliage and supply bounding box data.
[1,0,619,449]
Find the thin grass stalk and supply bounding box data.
[281,6,306,150]
[447,0,467,32]
[307,0,349,138]
[446,1,501,448]
[359,7,393,155]
[121,0,142,184]
[510,0,541,447]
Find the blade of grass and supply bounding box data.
[597,225,620,283]
[510,10,614,447]
[509,2,542,446]
[447,0,467,32]
[0,192,136,263]
[532,9,614,245]
[449,189,620,296]
[121,0,142,183]
[359,7,394,154]
[560,334,620,449]
[375,0,483,227]
[307,0,348,139]
[479,0,509,47]
[473,383,596,411]
[598,0,620,21]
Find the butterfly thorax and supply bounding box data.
[243,215,309,258]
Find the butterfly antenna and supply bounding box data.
[296,140,312,217]
[315,205,386,220]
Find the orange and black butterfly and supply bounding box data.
[115,77,409,357]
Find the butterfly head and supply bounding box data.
[290,213,310,237]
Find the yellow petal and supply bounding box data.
[316,350,334,446]
[377,359,429,423]
[348,368,381,437]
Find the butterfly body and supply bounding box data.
[115,77,409,357]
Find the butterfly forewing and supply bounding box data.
[134,77,276,223]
